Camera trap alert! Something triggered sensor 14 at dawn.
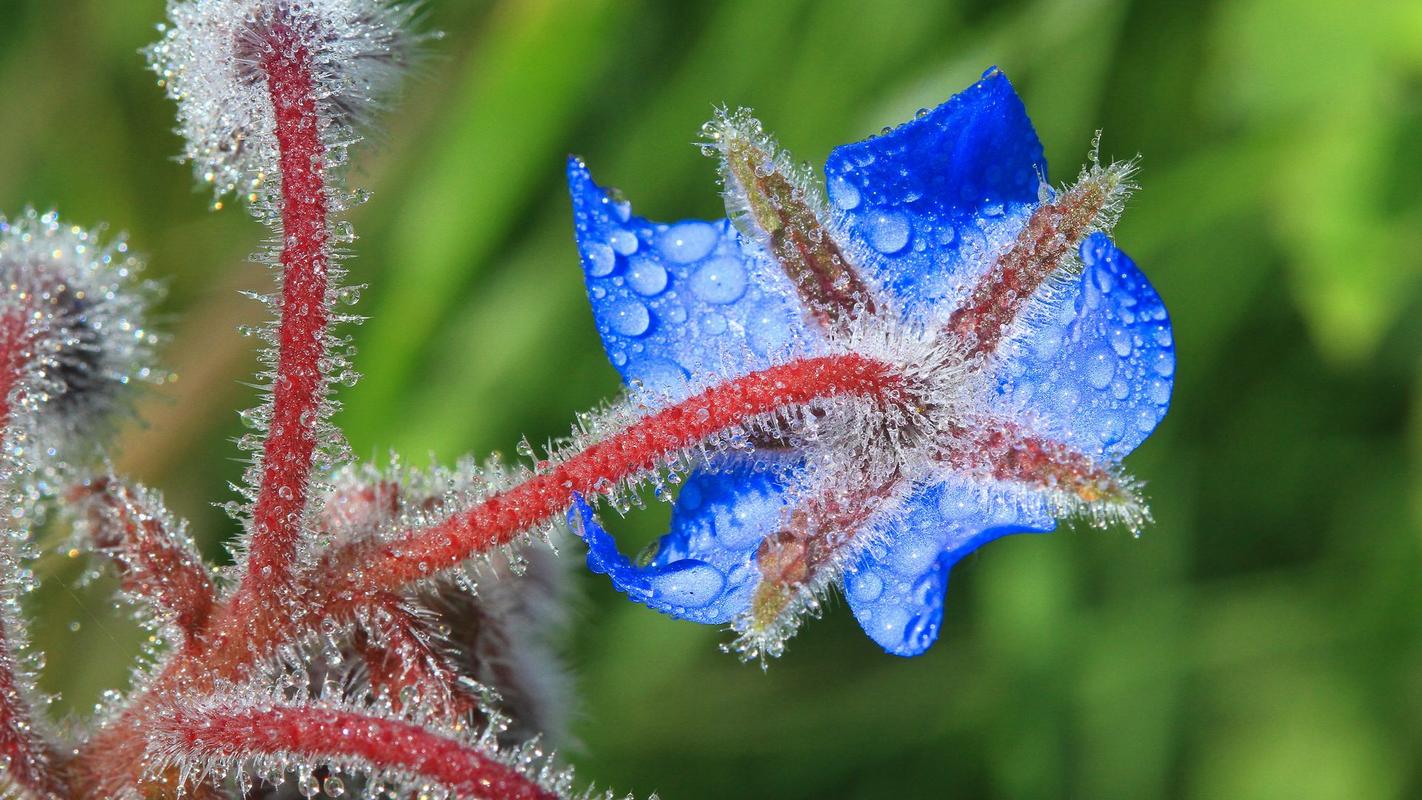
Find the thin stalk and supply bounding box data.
[241,25,334,600]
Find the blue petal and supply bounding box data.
[845,481,1055,656]
[995,233,1175,459]
[567,157,815,401]
[567,467,790,624]
[823,68,1047,316]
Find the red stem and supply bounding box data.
[0,623,64,798]
[159,703,560,800]
[350,353,903,594]
[0,311,30,430]
[0,313,65,796]
[242,25,333,598]
[72,479,215,647]
[76,353,905,793]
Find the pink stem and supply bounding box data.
[71,478,215,648]
[159,703,560,800]
[0,311,30,432]
[0,312,66,797]
[343,353,905,595]
[241,24,333,599]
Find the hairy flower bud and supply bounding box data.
[0,209,159,467]
[145,0,427,204]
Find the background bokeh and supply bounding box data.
[3,0,1421,797]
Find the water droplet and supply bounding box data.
[1151,350,1175,377]
[658,221,717,263]
[1109,327,1133,357]
[648,561,725,608]
[608,299,651,337]
[1099,414,1124,445]
[1136,407,1159,432]
[626,357,687,397]
[866,211,910,254]
[583,242,616,277]
[746,299,792,356]
[886,539,938,577]
[689,257,747,304]
[848,571,883,603]
[701,312,727,335]
[625,259,668,296]
[1149,377,1171,406]
[323,776,346,797]
[828,175,861,210]
[1086,346,1115,390]
[609,228,639,256]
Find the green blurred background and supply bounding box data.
[2,0,1421,797]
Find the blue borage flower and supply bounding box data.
[565,68,1174,659]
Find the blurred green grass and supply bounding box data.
[3,0,1421,797]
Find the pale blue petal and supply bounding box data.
[995,233,1175,459]
[823,68,1047,317]
[845,481,1055,656]
[566,157,815,401]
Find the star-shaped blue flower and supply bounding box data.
[565,68,1173,658]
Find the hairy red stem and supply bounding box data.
[242,24,332,598]
[158,703,559,800]
[0,623,64,799]
[0,311,30,431]
[0,310,68,797]
[353,353,904,593]
[77,354,904,793]
[72,479,215,647]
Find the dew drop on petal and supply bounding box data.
[847,570,883,603]
[609,227,639,256]
[746,299,792,356]
[647,561,726,608]
[1110,327,1133,357]
[828,174,861,210]
[626,259,668,296]
[608,299,651,337]
[689,257,747,304]
[626,356,687,396]
[1086,346,1115,390]
[584,241,616,277]
[1149,377,1171,406]
[866,210,911,254]
[1151,349,1176,377]
[1136,407,1159,432]
[701,312,727,335]
[658,221,717,263]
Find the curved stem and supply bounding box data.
[349,353,903,595]
[154,701,560,800]
[241,25,333,600]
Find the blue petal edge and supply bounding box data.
[567,467,791,624]
[995,232,1175,460]
[845,481,1056,656]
